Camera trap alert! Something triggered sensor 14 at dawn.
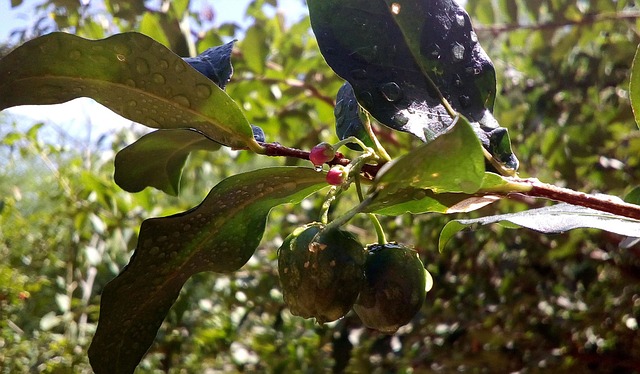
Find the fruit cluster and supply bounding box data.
[277,222,431,333]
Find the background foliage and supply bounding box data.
[2,0,640,372]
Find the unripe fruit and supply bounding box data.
[277,222,365,323]
[326,165,347,185]
[309,142,336,166]
[353,243,431,334]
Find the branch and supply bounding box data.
[475,11,640,35]
[259,142,382,180]
[516,179,640,220]
[257,143,640,220]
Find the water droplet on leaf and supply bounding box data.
[172,95,191,108]
[135,58,150,74]
[456,13,465,27]
[69,49,81,60]
[380,82,403,102]
[152,73,165,84]
[452,43,465,61]
[195,84,212,99]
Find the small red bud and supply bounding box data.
[309,142,335,166]
[326,166,347,185]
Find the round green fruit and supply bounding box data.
[277,222,365,323]
[353,243,432,334]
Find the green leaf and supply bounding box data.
[365,173,518,215]
[114,129,222,196]
[373,116,485,197]
[625,187,640,205]
[242,24,269,75]
[439,203,640,252]
[88,167,327,374]
[630,43,640,129]
[0,32,261,151]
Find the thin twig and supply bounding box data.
[476,11,640,35]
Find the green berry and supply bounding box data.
[353,243,431,334]
[277,222,365,323]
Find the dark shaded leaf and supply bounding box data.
[88,167,327,374]
[0,32,260,151]
[439,203,640,251]
[114,129,222,196]
[251,124,266,142]
[308,0,495,138]
[183,40,235,89]
[334,81,374,151]
[308,0,518,171]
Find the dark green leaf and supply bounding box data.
[630,43,640,129]
[624,187,640,205]
[334,82,374,151]
[183,41,235,89]
[373,116,485,197]
[88,167,327,374]
[114,129,222,196]
[308,0,496,138]
[0,32,260,151]
[439,203,640,252]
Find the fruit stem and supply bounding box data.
[320,186,339,224]
[323,193,376,233]
[333,136,371,154]
[368,213,387,245]
[360,112,392,162]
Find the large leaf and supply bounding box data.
[439,203,640,252]
[114,129,222,196]
[365,173,517,215]
[372,116,485,198]
[88,167,327,374]
[308,0,518,171]
[630,43,640,129]
[308,0,495,137]
[0,32,260,151]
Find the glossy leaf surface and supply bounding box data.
[0,32,259,150]
[308,0,496,140]
[88,167,327,374]
[114,129,221,196]
[439,203,640,252]
[373,116,485,198]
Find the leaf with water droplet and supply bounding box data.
[0,32,260,151]
[308,0,518,170]
[88,167,327,374]
[334,82,374,151]
[114,129,222,196]
[183,40,235,89]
